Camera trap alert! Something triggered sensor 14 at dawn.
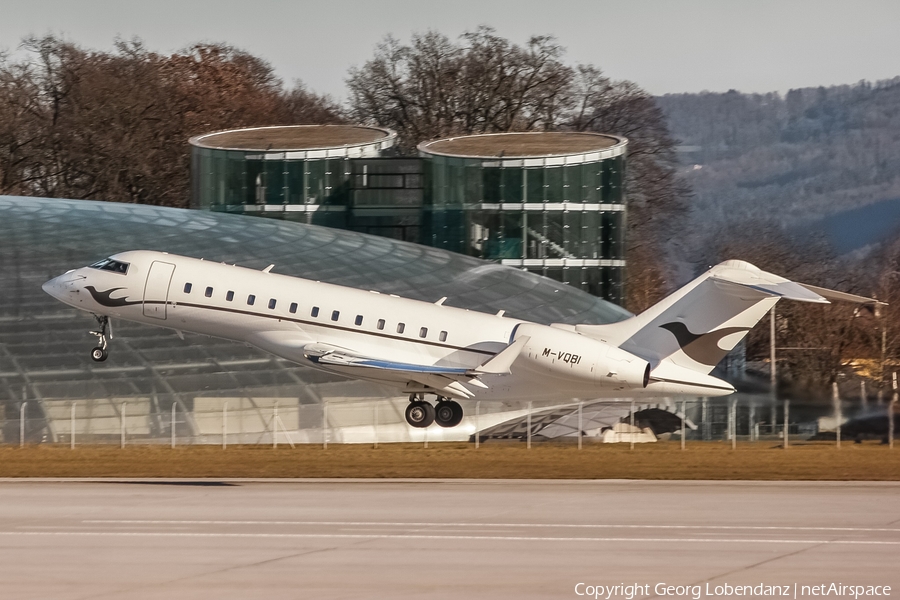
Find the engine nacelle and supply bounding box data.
[512,323,649,391]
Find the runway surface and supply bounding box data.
[0,479,898,599]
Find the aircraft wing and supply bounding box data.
[311,350,474,375]
[301,337,529,399]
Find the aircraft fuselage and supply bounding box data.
[45,250,706,403]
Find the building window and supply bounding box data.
[268,298,276,310]
[355,315,363,326]
[183,283,192,294]
[439,331,448,342]
[331,310,340,321]
[289,302,298,314]
[377,319,385,330]
[419,327,428,338]
[311,306,319,317]
[397,323,405,334]
[205,286,213,298]
[226,291,234,302]
[247,295,256,306]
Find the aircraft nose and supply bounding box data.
[41,278,55,296]
[42,271,85,302]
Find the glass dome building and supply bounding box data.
[0,195,631,445]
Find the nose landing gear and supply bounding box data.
[404,394,464,428]
[89,315,110,362]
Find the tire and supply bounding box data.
[405,400,435,428]
[434,400,463,428]
[91,347,108,362]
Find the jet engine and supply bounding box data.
[512,324,650,391]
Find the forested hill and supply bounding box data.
[656,78,900,255]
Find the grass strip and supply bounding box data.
[1,441,899,480]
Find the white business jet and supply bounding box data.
[43,251,873,429]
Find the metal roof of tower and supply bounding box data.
[190,125,396,153]
[418,131,625,159]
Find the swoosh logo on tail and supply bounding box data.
[660,322,750,366]
[85,286,141,307]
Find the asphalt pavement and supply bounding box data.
[0,479,898,599]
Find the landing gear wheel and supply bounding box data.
[405,400,435,428]
[434,400,463,428]
[89,314,110,361]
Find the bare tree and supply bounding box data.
[346,27,575,152]
[0,50,44,195]
[0,36,343,207]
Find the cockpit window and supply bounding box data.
[89,258,129,274]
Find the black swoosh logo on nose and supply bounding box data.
[660,322,750,366]
[85,286,140,307]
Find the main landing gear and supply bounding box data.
[89,315,110,362]
[405,394,464,428]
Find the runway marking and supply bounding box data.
[2,531,900,545]
[82,520,900,533]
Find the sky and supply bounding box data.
[2,0,899,102]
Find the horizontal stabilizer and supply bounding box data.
[711,276,828,303]
[799,283,884,306]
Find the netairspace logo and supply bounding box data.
[574,583,892,600]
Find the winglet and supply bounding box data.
[474,335,529,375]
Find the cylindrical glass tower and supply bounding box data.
[190,125,397,228]
[418,132,627,303]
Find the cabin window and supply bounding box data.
[377,319,385,330]
[439,331,448,342]
[289,302,298,314]
[311,306,319,317]
[183,283,192,294]
[247,295,256,306]
[226,291,234,302]
[331,310,340,321]
[268,298,276,310]
[355,315,363,326]
[419,327,428,338]
[205,286,213,298]
[397,323,405,334]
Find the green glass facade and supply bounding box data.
[190,128,627,304]
[190,126,397,230]
[419,138,627,303]
[191,146,354,229]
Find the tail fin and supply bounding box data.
[572,260,841,376]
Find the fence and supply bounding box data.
[1,391,897,448]
[2,395,521,447]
